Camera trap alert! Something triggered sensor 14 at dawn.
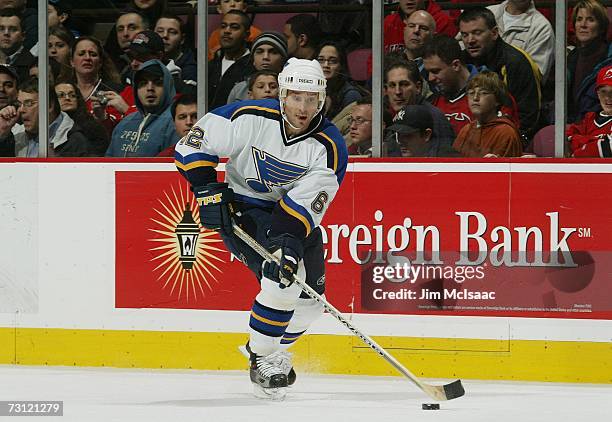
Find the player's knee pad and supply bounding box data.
[256,274,303,311]
[286,297,325,334]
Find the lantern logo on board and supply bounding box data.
[147,183,226,302]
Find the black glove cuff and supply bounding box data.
[268,234,304,260]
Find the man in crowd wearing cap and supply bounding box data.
[155,13,197,89]
[568,65,612,158]
[384,59,456,156]
[106,60,179,157]
[208,10,252,109]
[387,104,435,157]
[0,9,35,83]
[226,31,287,103]
[100,30,186,119]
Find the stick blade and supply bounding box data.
[442,379,465,400]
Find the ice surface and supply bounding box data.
[1,365,610,421]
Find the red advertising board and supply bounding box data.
[115,165,612,319]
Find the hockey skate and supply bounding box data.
[249,350,290,400]
[241,343,296,386]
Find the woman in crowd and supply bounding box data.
[71,36,125,134]
[567,0,612,122]
[453,72,522,157]
[49,26,75,81]
[315,41,363,120]
[54,79,110,156]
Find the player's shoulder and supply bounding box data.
[309,118,348,173]
[209,99,281,122]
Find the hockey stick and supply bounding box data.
[232,223,465,402]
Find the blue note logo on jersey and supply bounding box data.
[246,147,308,193]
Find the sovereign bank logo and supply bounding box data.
[246,147,308,193]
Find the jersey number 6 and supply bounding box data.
[311,191,329,214]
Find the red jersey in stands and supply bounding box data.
[568,112,612,157]
[431,91,472,135]
[384,1,458,53]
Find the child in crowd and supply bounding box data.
[453,72,522,157]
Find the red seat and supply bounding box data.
[347,48,371,82]
[532,125,555,157]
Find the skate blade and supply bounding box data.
[252,384,287,401]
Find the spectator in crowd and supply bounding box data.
[48,0,70,30]
[423,35,476,135]
[208,0,261,61]
[106,60,178,157]
[0,9,35,83]
[387,104,434,157]
[71,36,123,124]
[316,41,363,120]
[156,92,198,156]
[0,63,17,110]
[155,13,197,88]
[453,71,522,157]
[0,77,95,157]
[567,0,612,123]
[568,65,612,157]
[384,0,457,53]
[48,25,74,81]
[104,10,150,76]
[283,14,322,60]
[0,64,21,146]
[129,0,167,28]
[172,93,197,138]
[459,7,541,141]
[247,70,279,100]
[227,31,287,103]
[403,10,435,61]
[424,34,522,135]
[384,58,456,156]
[54,79,110,156]
[488,0,555,81]
[29,0,71,57]
[347,96,373,156]
[28,56,61,84]
[401,9,436,95]
[0,0,35,50]
[208,10,252,109]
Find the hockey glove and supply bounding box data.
[193,182,234,235]
[262,234,304,288]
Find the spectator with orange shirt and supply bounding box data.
[208,0,261,61]
[453,72,522,158]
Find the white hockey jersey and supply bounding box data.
[175,99,348,238]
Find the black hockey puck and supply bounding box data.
[422,403,440,410]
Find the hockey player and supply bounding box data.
[174,58,348,400]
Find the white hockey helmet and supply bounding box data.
[278,58,327,116]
